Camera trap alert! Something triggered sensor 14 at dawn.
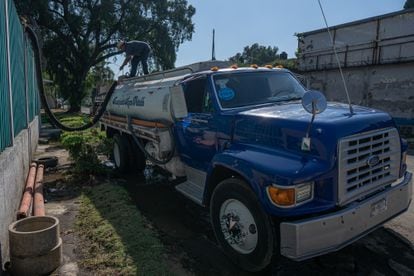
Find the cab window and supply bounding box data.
[183,77,213,113]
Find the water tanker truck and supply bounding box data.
[100,61,412,272]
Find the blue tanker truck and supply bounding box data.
[99,61,412,272]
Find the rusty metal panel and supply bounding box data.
[298,10,414,71]
[334,21,377,46]
[379,12,414,40]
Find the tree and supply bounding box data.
[229,43,279,65]
[84,61,114,104]
[404,0,414,9]
[16,0,195,112]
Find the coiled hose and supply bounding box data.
[25,24,117,132]
[26,24,176,164]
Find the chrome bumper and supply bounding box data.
[280,172,412,261]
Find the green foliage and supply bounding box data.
[85,61,114,92]
[272,58,298,71]
[59,114,111,176]
[404,0,414,9]
[76,183,170,275]
[16,0,195,111]
[229,43,280,65]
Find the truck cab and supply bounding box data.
[100,61,412,272]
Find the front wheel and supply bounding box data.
[210,178,275,272]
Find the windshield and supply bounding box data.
[213,71,306,108]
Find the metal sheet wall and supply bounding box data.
[0,0,40,153]
[298,10,414,71]
[8,0,27,136]
[27,41,36,120]
[0,1,12,152]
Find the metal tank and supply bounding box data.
[106,75,188,123]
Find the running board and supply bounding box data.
[175,165,207,206]
[175,181,204,205]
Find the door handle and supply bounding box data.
[191,118,208,124]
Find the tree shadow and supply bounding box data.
[85,172,414,275]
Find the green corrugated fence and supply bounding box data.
[0,1,12,152]
[8,0,27,136]
[0,0,40,153]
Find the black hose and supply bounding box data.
[127,117,176,165]
[27,23,176,164]
[25,24,117,132]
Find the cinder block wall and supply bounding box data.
[303,63,414,136]
[0,118,39,271]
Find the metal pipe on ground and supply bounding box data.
[17,163,37,220]
[33,164,45,216]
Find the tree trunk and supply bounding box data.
[66,69,87,113]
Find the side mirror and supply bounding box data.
[301,90,327,115]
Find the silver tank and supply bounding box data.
[106,75,187,123]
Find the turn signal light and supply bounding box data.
[267,186,295,206]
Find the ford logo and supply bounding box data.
[367,155,380,167]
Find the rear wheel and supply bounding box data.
[210,178,275,272]
[113,134,131,173]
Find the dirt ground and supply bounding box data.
[36,144,414,276]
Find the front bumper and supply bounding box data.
[280,172,412,261]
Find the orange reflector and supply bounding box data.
[275,65,284,68]
[250,64,258,69]
[211,66,219,71]
[231,64,238,69]
[265,64,273,69]
[268,186,295,206]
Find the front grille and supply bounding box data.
[337,128,401,206]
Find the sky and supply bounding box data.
[175,0,406,66]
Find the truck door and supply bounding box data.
[175,76,217,171]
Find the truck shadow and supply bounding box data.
[120,173,414,275]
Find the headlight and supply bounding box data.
[296,183,313,203]
[267,182,313,207]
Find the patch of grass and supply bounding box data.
[41,111,90,127]
[76,183,171,275]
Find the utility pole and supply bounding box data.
[212,29,216,60]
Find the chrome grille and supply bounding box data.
[338,128,401,205]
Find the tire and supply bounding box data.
[34,156,58,168]
[113,134,131,173]
[210,178,275,272]
[126,135,146,172]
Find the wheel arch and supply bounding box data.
[105,125,120,138]
[204,162,260,207]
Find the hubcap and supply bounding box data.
[113,142,121,168]
[219,199,258,254]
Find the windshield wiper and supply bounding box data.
[271,96,303,103]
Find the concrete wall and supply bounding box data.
[304,62,414,136]
[297,9,414,137]
[0,116,39,270]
